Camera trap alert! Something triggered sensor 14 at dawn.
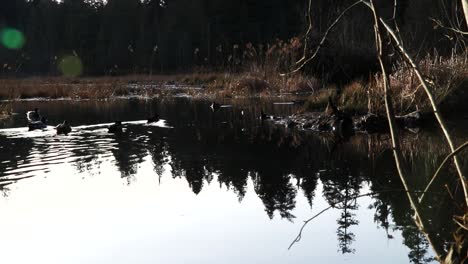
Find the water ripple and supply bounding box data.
[0,120,170,179]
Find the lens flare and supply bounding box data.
[0,28,25,49]
[58,56,83,77]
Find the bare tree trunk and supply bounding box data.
[463,0,468,28]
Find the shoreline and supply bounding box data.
[1,68,467,121]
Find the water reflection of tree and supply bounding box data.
[165,127,211,194]
[68,135,106,176]
[404,227,435,264]
[110,129,148,182]
[320,165,361,254]
[367,147,448,264]
[147,132,169,182]
[0,183,10,197]
[254,171,297,221]
[0,135,35,179]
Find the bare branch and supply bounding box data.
[281,0,363,76]
[431,18,468,35]
[361,0,468,207]
[296,0,313,65]
[288,206,333,250]
[368,0,443,259]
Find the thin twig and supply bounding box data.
[288,189,439,250]
[431,18,468,35]
[281,0,363,76]
[453,218,468,231]
[288,206,333,250]
[296,0,313,64]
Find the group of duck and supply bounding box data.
[26,99,348,136]
[26,108,160,135]
[27,108,71,135]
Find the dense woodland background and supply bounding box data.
[0,0,467,79]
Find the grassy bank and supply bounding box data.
[303,53,468,115]
[0,72,319,99]
[1,53,467,116]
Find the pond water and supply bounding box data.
[0,98,466,264]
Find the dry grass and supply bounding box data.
[339,80,369,113]
[0,77,128,100]
[284,75,321,94]
[0,51,466,117]
[387,53,468,114]
[300,53,468,114]
[0,107,10,120]
[303,87,338,111]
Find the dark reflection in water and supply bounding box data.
[0,98,467,263]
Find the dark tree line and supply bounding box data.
[0,0,465,77]
[0,0,304,76]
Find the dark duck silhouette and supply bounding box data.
[108,121,123,133]
[56,120,72,135]
[26,108,41,122]
[260,109,268,121]
[147,114,160,123]
[28,116,47,131]
[210,102,221,111]
[325,97,354,138]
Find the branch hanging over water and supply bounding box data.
[288,206,332,250]
[419,141,468,203]
[366,0,443,260]
[368,2,468,207]
[288,189,436,250]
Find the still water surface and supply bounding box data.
[0,98,465,264]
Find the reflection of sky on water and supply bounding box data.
[0,98,454,263]
[0,153,409,264]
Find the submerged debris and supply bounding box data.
[266,98,427,137]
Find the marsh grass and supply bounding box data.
[0,105,10,120]
[300,52,468,114]
[340,80,370,113]
[388,53,468,114]
[0,48,466,116]
[0,77,129,100]
[303,87,338,111]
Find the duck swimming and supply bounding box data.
[26,108,41,122]
[56,120,72,135]
[210,102,221,111]
[28,117,47,131]
[147,114,160,123]
[108,121,123,133]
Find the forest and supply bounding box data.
[0,0,466,80]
